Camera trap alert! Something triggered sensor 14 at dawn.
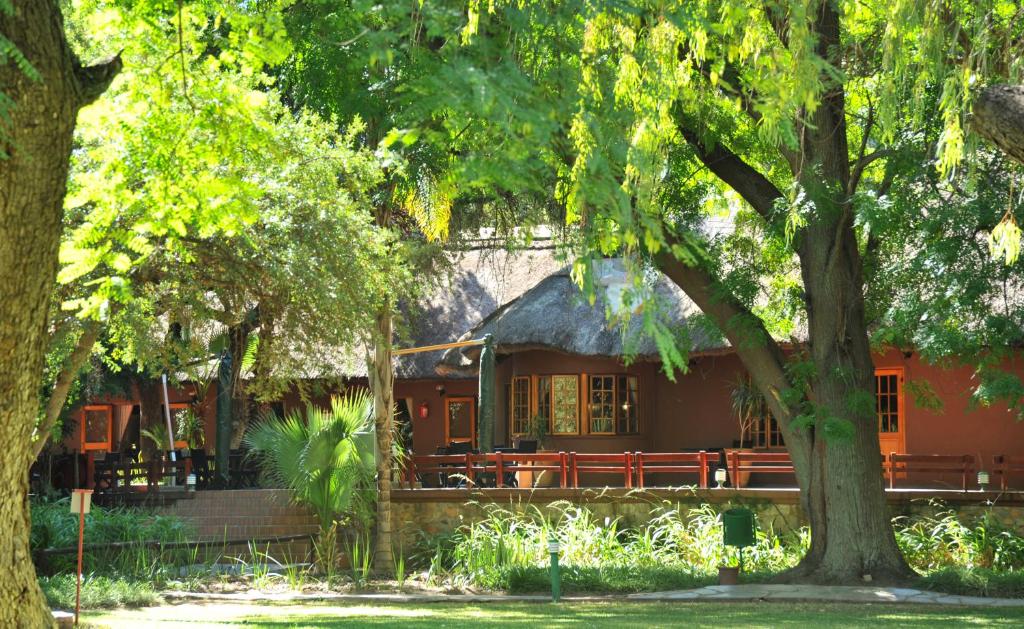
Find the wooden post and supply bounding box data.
[465,452,474,485]
[730,450,739,489]
[71,489,93,627]
[560,452,569,488]
[495,452,505,488]
[636,452,645,489]
[888,453,896,490]
[570,452,578,488]
[698,450,708,488]
[623,452,632,488]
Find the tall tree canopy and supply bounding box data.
[410,0,1024,582]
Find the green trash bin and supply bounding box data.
[722,508,756,548]
[722,508,756,574]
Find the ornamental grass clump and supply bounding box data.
[895,507,1024,572]
[420,501,805,592]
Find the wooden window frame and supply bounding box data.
[588,374,617,435]
[509,376,531,437]
[166,403,191,449]
[875,368,905,435]
[80,404,113,451]
[444,396,476,446]
[617,374,641,435]
[749,413,784,449]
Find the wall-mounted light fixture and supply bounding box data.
[435,384,446,397]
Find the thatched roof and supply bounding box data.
[393,247,563,379]
[435,267,729,376]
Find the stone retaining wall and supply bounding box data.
[391,487,1024,546]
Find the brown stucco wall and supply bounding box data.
[64,346,1024,474]
[873,348,1024,470]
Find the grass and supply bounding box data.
[85,601,1024,628]
[917,568,1024,598]
[40,574,159,610]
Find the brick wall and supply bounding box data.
[158,489,319,562]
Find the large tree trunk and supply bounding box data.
[0,3,118,624]
[227,323,252,448]
[785,3,910,582]
[660,0,912,584]
[973,84,1024,165]
[368,309,394,573]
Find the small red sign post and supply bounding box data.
[70,489,93,627]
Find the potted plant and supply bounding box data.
[725,376,769,488]
[518,414,555,487]
[175,406,206,454]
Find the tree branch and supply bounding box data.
[973,84,1024,165]
[32,320,101,458]
[675,120,784,220]
[73,52,122,108]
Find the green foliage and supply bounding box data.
[243,393,375,532]
[55,1,405,403]
[30,497,193,577]
[417,501,1024,593]
[895,507,1024,572]
[39,574,159,610]
[417,502,805,591]
[917,568,1024,599]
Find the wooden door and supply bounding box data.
[876,368,906,457]
[445,397,476,448]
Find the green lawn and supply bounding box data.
[85,601,1024,628]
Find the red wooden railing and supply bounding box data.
[726,451,794,487]
[886,453,974,491]
[402,450,1017,491]
[634,451,709,488]
[993,455,1024,490]
[571,452,633,488]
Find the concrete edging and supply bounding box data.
[162,584,1024,607]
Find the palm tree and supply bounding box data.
[243,392,375,571]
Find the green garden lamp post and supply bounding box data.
[548,534,561,602]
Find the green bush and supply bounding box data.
[31,497,194,578]
[39,574,159,610]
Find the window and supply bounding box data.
[510,376,531,435]
[589,375,616,433]
[589,374,640,434]
[164,403,191,449]
[617,375,639,434]
[551,375,579,434]
[876,370,901,433]
[81,405,113,451]
[509,373,642,437]
[749,413,784,449]
[536,376,551,431]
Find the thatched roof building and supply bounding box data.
[435,267,729,377]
